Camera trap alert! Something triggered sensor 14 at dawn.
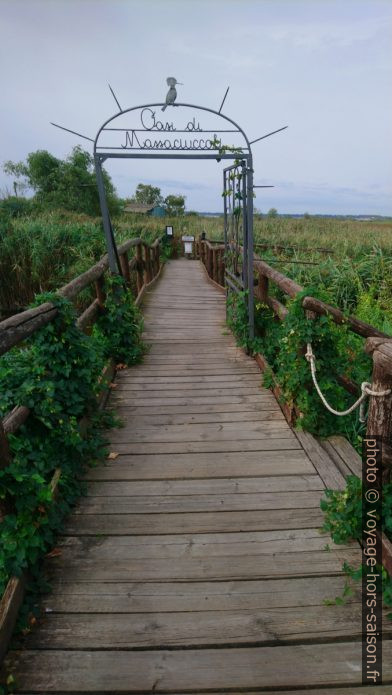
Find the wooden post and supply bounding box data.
[154,243,160,277]
[257,271,269,304]
[0,420,11,521]
[212,248,218,282]
[94,276,106,309]
[135,243,144,293]
[118,251,131,287]
[208,246,213,278]
[144,245,152,284]
[365,338,392,482]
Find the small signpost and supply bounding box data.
[182,234,195,256]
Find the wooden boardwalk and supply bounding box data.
[6,259,392,692]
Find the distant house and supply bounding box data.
[124,203,166,217]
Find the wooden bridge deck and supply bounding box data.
[6,259,391,692]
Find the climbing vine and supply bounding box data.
[227,286,372,445]
[93,275,145,364]
[0,282,145,597]
[321,476,392,612]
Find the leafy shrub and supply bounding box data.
[0,283,145,595]
[93,276,145,364]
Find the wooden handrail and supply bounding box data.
[0,237,161,357]
[0,235,162,439]
[198,235,392,465]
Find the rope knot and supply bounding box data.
[305,343,314,364]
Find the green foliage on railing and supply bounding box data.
[227,287,372,446]
[0,283,144,596]
[93,275,145,364]
[321,476,392,611]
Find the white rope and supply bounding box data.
[305,343,391,423]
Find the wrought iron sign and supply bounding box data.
[100,108,225,152]
[51,78,288,339]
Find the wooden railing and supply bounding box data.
[197,235,392,474]
[0,235,162,663]
[197,233,392,578]
[195,238,225,287]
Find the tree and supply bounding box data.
[267,207,278,218]
[164,194,186,216]
[131,183,163,207]
[3,147,120,216]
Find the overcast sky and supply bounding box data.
[1,0,391,214]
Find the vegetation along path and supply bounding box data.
[5,259,392,692]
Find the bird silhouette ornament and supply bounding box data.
[162,77,183,111]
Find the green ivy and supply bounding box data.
[226,286,372,447]
[322,478,392,609]
[0,281,145,597]
[93,275,145,364]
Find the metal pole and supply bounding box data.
[94,155,119,273]
[246,155,254,340]
[242,161,248,293]
[223,169,228,251]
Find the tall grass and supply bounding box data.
[1,210,392,326]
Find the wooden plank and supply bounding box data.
[327,435,362,478]
[54,529,354,561]
[106,437,300,455]
[111,409,284,426]
[85,449,315,480]
[295,430,346,490]
[110,401,282,416]
[64,507,325,535]
[320,439,352,479]
[107,421,292,444]
[26,603,370,649]
[42,576,360,613]
[7,641,389,691]
[72,490,324,514]
[110,395,288,408]
[45,549,360,582]
[86,475,324,497]
[117,374,261,384]
[115,384,265,394]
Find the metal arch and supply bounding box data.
[93,101,255,339]
[93,102,253,154]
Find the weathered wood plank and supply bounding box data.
[295,430,346,490]
[112,395,279,410]
[111,409,284,426]
[85,449,315,480]
[42,576,360,613]
[327,434,362,478]
[111,401,286,415]
[7,641,389,691]
[64,507,325,535]
[55,529,354,559]
[27,603,371,649]
[107,421,291,444]
[46,549,360,582]
[72,490,324,514]
[106,437,300,455]
[86,475,324,497]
